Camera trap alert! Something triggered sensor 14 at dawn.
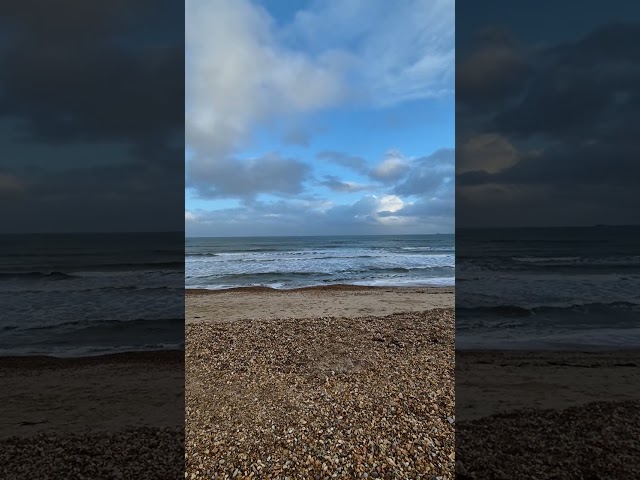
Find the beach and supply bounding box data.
[0,351,184,479]
[186,285,454,323]
[456,349,640,479]
[186,285,455,479]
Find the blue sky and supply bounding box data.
[185,0,454,236]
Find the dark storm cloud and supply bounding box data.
[493,24,640,140]
[456,27,531,107]
[188,154,311,199]
[0,0,182,147]
[458,142,640,188]
[0,0,183,232]
[456,21,640,227]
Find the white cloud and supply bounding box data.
[185,0,455,234]
[286,0,454,105]
[186,0,344,157]
[378,195,405,213]
[371,151,411,182]
[186,193,455,236]
[186,0,454,161]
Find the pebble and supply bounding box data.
[186,309,455,479]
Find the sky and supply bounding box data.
[185,0,455,237]
[456,0,640,228]
[0,0,184,233]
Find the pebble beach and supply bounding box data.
[186,287,455,479]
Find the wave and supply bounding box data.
[400,246,455,252]
[0,342,185,358]
[2,285,183,294]
[187,276,455,290]
[512,256,640,267]
[2,316,184,333]
[0,268,183,281]
[458,301,640,317]
[187,264,453,280]
[0,271,74,280]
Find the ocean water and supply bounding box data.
[0,233,184,357]
[456,226,640,350]
[186,235,455,290]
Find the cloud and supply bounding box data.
[317,150,370,175]
[0,172,25,198]
[184,1,455,234]
[287,0,454,105]
[370,151,411,183]
[456,27,531,106]
[189,153,310,199]
[393,148,454,196]
[456,22,640,227]
[0,1,184,232]
[186,192,454,236]
[318,175,373,193]
[185,0,348,199]
[492,23,640,139]
[282,127,311,147]
[0,1,183,150]
[186,0,344,156]
[457,133,519,174]
[385,196,454,219]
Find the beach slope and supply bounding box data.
[186,286,455,479]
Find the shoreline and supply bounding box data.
[187,285,454,325]
[186,283,454,294]
[456,346,640,354]
[0,348,184,367]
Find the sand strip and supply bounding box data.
[0,350,184,438]
[456,349,640,420]
[186,285,454,323]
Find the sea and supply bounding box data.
[456,226,640,350]
[0,233,184,357]
[186,235,455,290]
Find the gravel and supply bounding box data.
[456,400,640,479]
[186,308,455,479]
[0,427,184,479]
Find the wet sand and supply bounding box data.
[0,350,184,438]
[456,349,640,479]
[457,349,640,420]
[0,350,184,479]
